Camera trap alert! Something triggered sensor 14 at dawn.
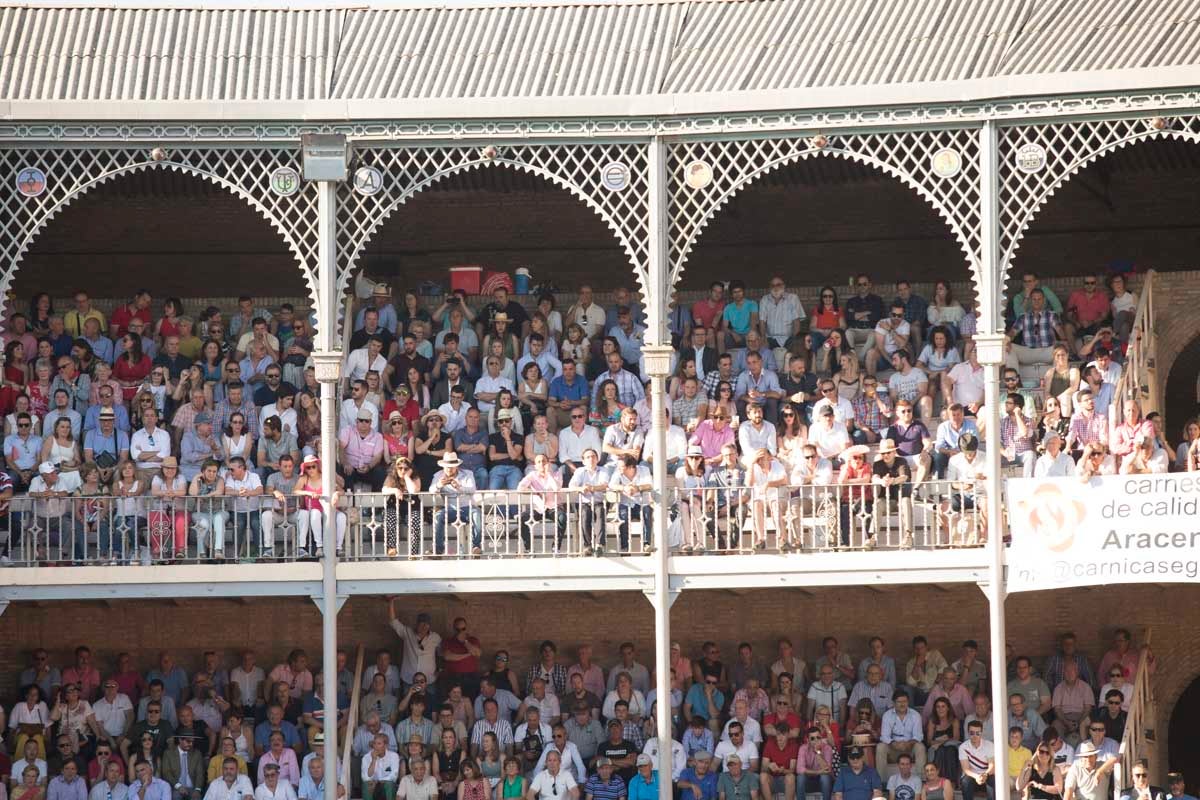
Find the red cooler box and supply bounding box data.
[449,265,483,294]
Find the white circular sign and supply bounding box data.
[16,167,47,198]
[931,148,962,179]
[600,162,630,192]
[269,167,301,197]
[684,160,713,190]
[1015,143,1048,174]
[353,166,384,196]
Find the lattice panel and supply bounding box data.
[668,129,982,292]
[0,146,320,318]
[998,114,1200,274]
[336,142,651,300]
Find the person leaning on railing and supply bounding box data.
[381,456,421,557]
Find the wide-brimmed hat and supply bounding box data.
[843,444,871,458]
[372,283,392,297]
[438,453,463,469]
[493,312,511,323]
[877,438,899,454]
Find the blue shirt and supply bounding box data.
[254,720,304,750]
[356,304,399,335]
[684,684,724,721]
[146,666,190,706]
[584,775,626,800]
[126,779,172,800]
[721,301,758,335]
[832,766,882,800]
[85,335,115,364]
[84,428,131,459]
[676,768,718,800]
[84,403,131,433]
[549,374,589,403]
[628,771,658,800]
[935,419,979,452]
[48,774,88,800]
[452,428,489,471]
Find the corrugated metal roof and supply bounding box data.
[0,0,1198,103]
[0,5,340,100]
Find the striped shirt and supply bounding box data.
[470,718,514,750]
[1069,410,1109,449]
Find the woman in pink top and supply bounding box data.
[516,453,566,553]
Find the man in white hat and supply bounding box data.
[355,283,398,335]
[431,453,482,555]
[1064,740,1118,800]
[871,439,912,547]
[488,409,526,490]
[28,460,82,559]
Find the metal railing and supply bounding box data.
[0,479,985,565]
[1113,270,1158,422]
[343,488,653,558]
[669,479,985,553]
[0,494,322,565]
[1114,630,1156,798]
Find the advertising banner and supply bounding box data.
[1006,475,1200,591]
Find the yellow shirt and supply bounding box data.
[208,754,249,783]
[1008,746,1032,779]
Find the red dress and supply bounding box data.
[113,355,152,400]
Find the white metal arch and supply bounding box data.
[671,145,979,290]
[335,157,646,303]
[1,156,320,322]
[999,125,1200,281]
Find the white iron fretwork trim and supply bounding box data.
[668,129,983,297]
[0,146,320,321]
[335,142,652,305]
[996,114,1200,287]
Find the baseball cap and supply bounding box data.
[595,758,612,768]
[636,755,652,767]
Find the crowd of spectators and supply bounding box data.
[0,270,1173,562]
[0,621,1170,800]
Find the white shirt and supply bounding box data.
[204,776,254,800]
[90,782,130,800]
[130,426,172,467]
[397,775,438,800]
[811,396,854,426]
[947,362,985,406]
[345,350,389,383]
[260,405,298,437]
[558,425,602,464]
[474,374,514,416]
[712,739,758,771]
[92,693,134,737]
[534,741,587,782]
[437,402,469,433]
[529,770,577,800]
[643,426,688,466]
[339,399,380,432]
[809,422,851,459]
[642,738,687,781]
[737,422,777,458]
[388,620,441,685]
[253,783,298,800]
[720,717,762,744]
[1034,452,1076,478]
[361,750,401,782]
[224,471,263,513]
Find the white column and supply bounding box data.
[644,136,675,800]
[977,119,1008,797]
[312,179,342,800]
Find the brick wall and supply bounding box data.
[0,584,1188,777]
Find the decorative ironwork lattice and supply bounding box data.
[667,128,983,293]
[335,142,651,301]
[997,114,1200,278]
[0,146,320,318]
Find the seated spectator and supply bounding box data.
[757,726,796,800]
[1006,694,1045,752]
[1033,431,1074,478]
[957,721,995,800]
[999,394,1036,478]
[850,665,894,719]
[1007,289,1063,366]
[430,453,481,557]
[608,457,652,553]
[881,402,932,485]
[865,302,911,379]
[877,692,925,778]
[486,408,525,489]
[733,351,781,421]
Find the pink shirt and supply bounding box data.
[257,749,300,787]
[689,420,735,459]
[267,664,313,699]
[567,664,606,699]
[517,471,563,513]
[338,428,385,469]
